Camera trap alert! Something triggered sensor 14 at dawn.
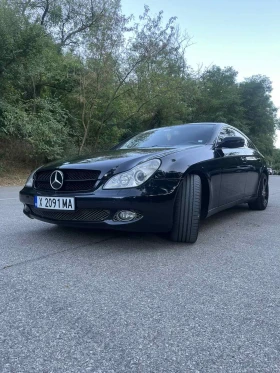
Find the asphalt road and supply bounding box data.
[1,178,280,373]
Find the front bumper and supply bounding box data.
[19,179,181,232]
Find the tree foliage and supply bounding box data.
[239,75,279,157]
[0,0,279,163]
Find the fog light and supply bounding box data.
[115,210,137,222]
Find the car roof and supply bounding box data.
[183,122,226,129]
[152,122,226,131]
[183,122,224,125]
[161,122,226,138]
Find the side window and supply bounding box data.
[217,127,235,143]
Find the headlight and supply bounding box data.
[25,171,36,187]
[25,166,42,187]
[103,159,161,189]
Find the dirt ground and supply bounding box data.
[0,163,31,187]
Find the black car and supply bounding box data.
[20,122,269,243]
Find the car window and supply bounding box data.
[118,124,216,149]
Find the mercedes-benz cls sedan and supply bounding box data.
[19,122,269,243]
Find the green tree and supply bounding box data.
[74,5,191,152]
[271,148,280,171]
[0,0,279,165]
[190,66,244,129]
[6,0,110,48]
[0,2,74,160]
[239,75,279,157]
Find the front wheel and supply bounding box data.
[248,173,269,210]
[170,174,201,243]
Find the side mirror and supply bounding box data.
[216,136,245,149]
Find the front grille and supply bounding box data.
[34,169,100,192]
[30,207,110,222]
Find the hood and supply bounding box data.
[40,145,203,178]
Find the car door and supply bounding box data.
[234,131,263,198]
[215,126,248,207]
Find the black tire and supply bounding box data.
[248,173,269,211]
[170,174,201,243]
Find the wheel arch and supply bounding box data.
[257,168,269,193]
[182,169,210,219]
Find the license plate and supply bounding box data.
[34,196,75,210]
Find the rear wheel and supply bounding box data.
[170,174,201,243]
[248,173,269,210]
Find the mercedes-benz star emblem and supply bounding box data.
[50,170,64,190]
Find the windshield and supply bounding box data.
[119,124,215,149]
